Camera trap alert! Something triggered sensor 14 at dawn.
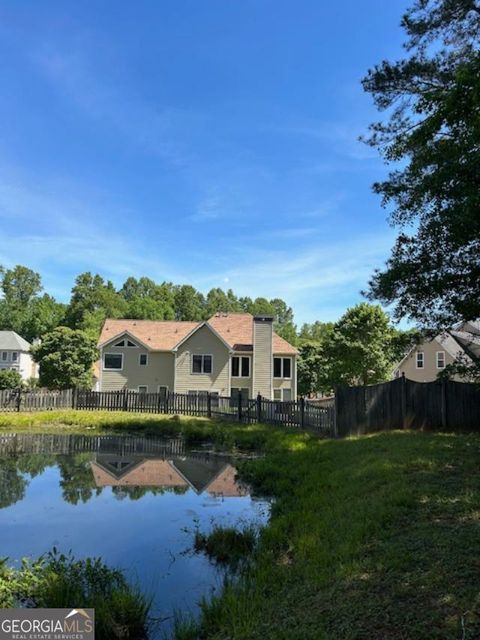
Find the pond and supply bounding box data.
[0,433,269,634]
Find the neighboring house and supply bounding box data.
[0,331,38,382]
[97,312,298,400]
[394,321,480,382]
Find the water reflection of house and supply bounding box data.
[90,454,248,497]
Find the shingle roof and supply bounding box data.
[208,313,298,354]
[98,313,298,354]
[98,319,199,351]
[0,331,31,351]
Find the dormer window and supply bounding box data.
[114,340,125,347]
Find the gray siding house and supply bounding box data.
[394,320,480,382]
[97,313,298,400]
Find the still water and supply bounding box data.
[0,433,269,631]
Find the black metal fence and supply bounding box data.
[0,388,335,436]
[74,389,335,435]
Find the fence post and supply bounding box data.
[123,388,128,411]
[256,393,262,423]
[237,391,243,422]
[71,387,77,410]
[401,373,407,429]
[300,396,305,429]
[333,387,339,438]
[207,392,212,419]
[16,388,22,413]
[441,379,448,430]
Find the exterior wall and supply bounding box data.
[272,354,297,400]
[100,340,174,392]
[395,337,459,382]
[174,325,230,395]
[0,350,36,382]
[230,352,253,397]
[252,319,273,398]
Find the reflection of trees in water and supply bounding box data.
[0,461,27,509]
[111,485,189,501]
[56,453,101,505]
[0,454,56,509]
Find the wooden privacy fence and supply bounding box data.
[335,376,480,437]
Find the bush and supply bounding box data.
[0,369,22,390]
[0,550,151,639]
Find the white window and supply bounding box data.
[273,388,293,401]
[114,340,125,347]
[103,353,123,370]
[1,352,7,361]
[192,354,212,374]
[127,340,137,347]
[139,354,148,366]
[11,352,18,362]
[436,351,445,369]
[231,356,250,377]
[158,385,168,399]
[273,357,292,379]
[138,385,147,394]
[416,352,424,369]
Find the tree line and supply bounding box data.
[0,264,417,392]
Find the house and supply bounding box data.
[0,331,38,382]
[91,453,248,497]
[394,320,480,382]
[97,312,298,400]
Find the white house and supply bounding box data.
[0,331,38,382]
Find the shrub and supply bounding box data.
[0,550,151,639]
[0,369,22,390]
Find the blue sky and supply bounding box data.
[0,0,410,325]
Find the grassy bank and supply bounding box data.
[2,411,479,638]
[177,430,480,640]
[0,409,309,451]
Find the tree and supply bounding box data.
[0,369,22,390]
[363,0,480,328]
[66,273,127,335]
[119,277,175,320]
[298,321,334,344]
[173,285,205,321]
[32,327,98,389]
[0,265,64,341]
[0,265,42,306]
[320,303,397,388]
[205,288,240,317]
[297,342,324,396]
[21,295,67,343]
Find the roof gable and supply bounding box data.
[98,314,298,354]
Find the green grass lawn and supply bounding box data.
[1,411,479,639]
[176,430,480,640]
